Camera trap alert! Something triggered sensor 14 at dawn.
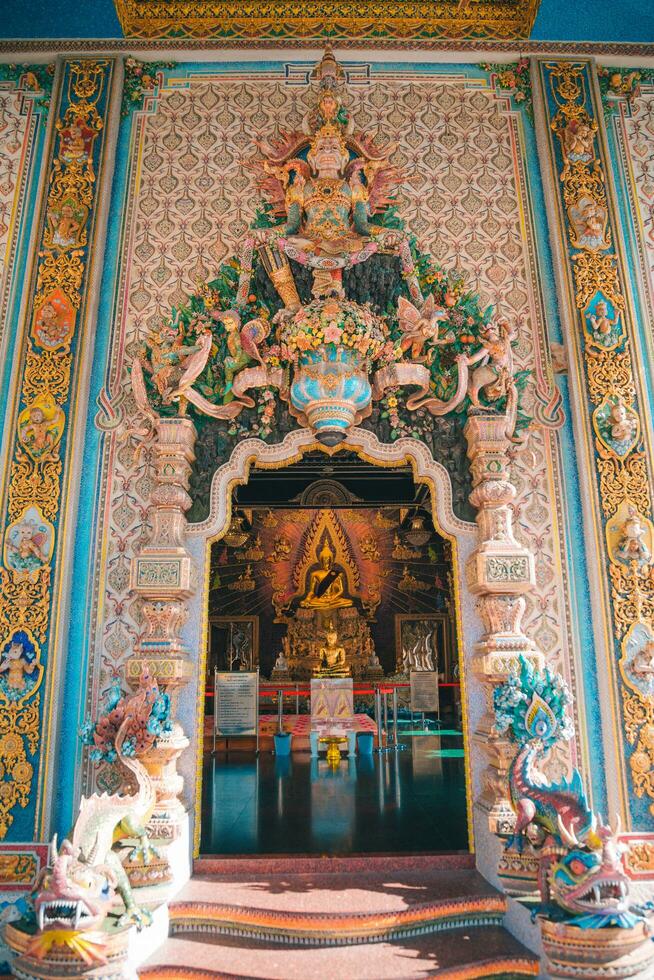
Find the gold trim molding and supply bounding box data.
[113,0,541,42]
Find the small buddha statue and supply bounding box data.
[300,542,352,609]
[314,622,350,677]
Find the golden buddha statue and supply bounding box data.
[300,541,353,610]
[314,621,350,678]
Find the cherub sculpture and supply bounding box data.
[397,295,453,361]
[615,506,651,567]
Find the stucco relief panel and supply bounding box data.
[85,67,578,792]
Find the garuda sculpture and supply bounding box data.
[131,48,531,447]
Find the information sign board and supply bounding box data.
[410,670,440,715]
[214,670,259,747]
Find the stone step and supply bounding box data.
[140,926,539,979]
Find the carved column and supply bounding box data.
[128,416,196,838]
[464,412,543,834]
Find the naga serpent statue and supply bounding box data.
[25,670,170,966]
[494,656,649,930]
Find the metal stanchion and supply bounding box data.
[391,687,406,751]
[375,686,392,753]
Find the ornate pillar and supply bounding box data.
[464,412,543,834]
[128,416,196,838]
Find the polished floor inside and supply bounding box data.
[200,731,468,855]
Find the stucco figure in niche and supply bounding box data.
[46,195,87,249]
[593,394,639,458]
[560,114,597,164]
[0,630,42,704]
[568,194,609,251]
[4,505,53,578]
[57,116,96,162]
[620,623,654,700]
[17,392,64,462]
[585,294,624,350]
[607,502,654,568]
[32,288,75,350]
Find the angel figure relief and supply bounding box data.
[397,295,454,362]
[466,317,517,409]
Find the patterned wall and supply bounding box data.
[80,62,581,798]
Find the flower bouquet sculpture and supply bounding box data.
[276,295,394,444]
[494,657,653,978]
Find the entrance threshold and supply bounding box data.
[194,852,474,875]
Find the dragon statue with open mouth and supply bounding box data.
[24,669,170,966]
[494,656,647,930]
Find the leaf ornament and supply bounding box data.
[525,692,558,743]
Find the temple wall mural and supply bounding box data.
[0,35,654,980]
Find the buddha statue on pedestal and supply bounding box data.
[314,621,350,678]
[300,541,353,610]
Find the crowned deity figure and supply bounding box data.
[281,123,371,258]
[300,541,353,610]
[253,49,403,300]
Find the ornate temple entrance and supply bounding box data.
[199,452,469,855]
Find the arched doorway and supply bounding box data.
[183,428,480,858]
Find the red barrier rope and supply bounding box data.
[205,681,460,698]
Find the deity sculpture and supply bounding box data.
[314,621,350,677]
[253,48,402,300]
[300,541,352,610]
[589,300,620,345]
[631,639,654,678]
[608,397,637,445]
[139,320,212,406]
[561,116,597,164]
[615,507,651,567]
[466,317,516,408]
[218,310,270,403]
[0,638,37,693]
[397,295,453,361]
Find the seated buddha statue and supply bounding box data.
[314,621,350,678]
[300,542,353,610]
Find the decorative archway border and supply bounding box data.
[127,410,542,872]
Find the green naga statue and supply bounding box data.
[494,656,649,930]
